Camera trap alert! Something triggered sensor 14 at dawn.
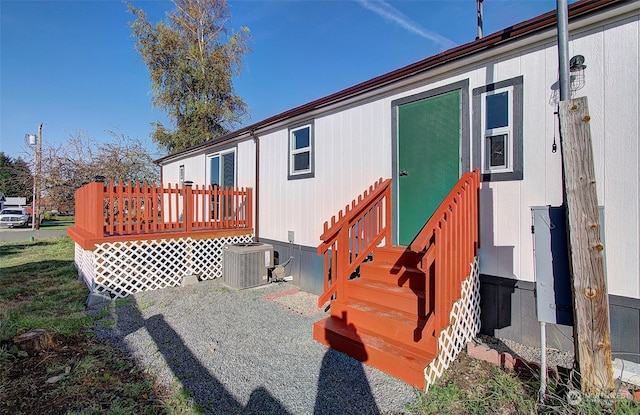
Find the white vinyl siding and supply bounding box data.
[162,9,640,299]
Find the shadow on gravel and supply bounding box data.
[314,316,379,415]
[110,293,385,414]
[114,298,292,415]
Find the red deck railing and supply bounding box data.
[69,181,253,249]
[317,178,392,306]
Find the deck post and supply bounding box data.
[89,181,104,238]
[183,181,193,233]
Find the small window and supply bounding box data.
[483,88,513,174]
[179,165,185,185]
[288,122,314,180]
[473,76,523,181]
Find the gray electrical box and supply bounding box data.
[531,205,605,325]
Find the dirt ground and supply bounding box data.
[1,333,169,415]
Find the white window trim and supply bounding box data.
[288,122,314,180]
[481,86,514,175]
[206,148,237,188]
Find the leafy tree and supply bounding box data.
[0,152,33,202]
[128,0,251,154]
[41,130,160,211]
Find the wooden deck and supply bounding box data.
[68,180,253,249]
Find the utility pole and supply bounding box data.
[555,1,613,396]
[35,123,42,230]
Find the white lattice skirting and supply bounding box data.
[75,234,254,298]
[423,257,481,391]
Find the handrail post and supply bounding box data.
[338,227,349,302]
[183,181,193,233]
[384,184,392,246]
[247,187,253,230]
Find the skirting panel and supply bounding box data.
[74,234,254,298]
[74,242,96,290]
[424,257,481,390]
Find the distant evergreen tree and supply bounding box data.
[0,152,33,201]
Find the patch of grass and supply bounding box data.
[40,215,75,229]
[409,353,640,415]
[0,237,201,414]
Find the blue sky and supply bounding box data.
[1,0,571,160]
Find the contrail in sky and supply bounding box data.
[356,0,457,50]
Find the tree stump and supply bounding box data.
[12,329,56,355]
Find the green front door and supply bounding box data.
[398,90,461,245]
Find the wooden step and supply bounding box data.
[359,260,426,290]
[329,300,437,354]
[345,278,426,315]
[371,246,425,266]
[313,316,436,389]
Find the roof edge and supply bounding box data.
[155,0,626,165]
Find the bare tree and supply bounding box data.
[41,130,160,212]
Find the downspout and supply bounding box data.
[250,129,260,242]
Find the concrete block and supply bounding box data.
[86,291,112,308]
[181,274,199,286]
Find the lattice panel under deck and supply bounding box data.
[188,235,254,280]
[424,257,481,390]
[87,234,253,299]
[74,243,96,291]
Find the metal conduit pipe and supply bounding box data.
[557,0,570,101]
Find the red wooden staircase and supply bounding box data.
[312,171,480,389]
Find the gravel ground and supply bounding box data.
[96,280,418,415]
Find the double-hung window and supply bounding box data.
[484,89,512,172]
[288,122,314,180]
[473,76,523,181]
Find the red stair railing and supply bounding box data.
[317,178,392,306]
[316,170,479,335]
[409,169,480,336]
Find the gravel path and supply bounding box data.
[96,280,418,415]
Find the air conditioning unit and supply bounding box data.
[223,243,274,289]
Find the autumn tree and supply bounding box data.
[128,0,251,154]
[0,152,33,202]
[41,130,160,211]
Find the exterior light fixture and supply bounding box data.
[569,55,586,92]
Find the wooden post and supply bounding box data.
[559,97,614,395]
[183,181,193,233]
